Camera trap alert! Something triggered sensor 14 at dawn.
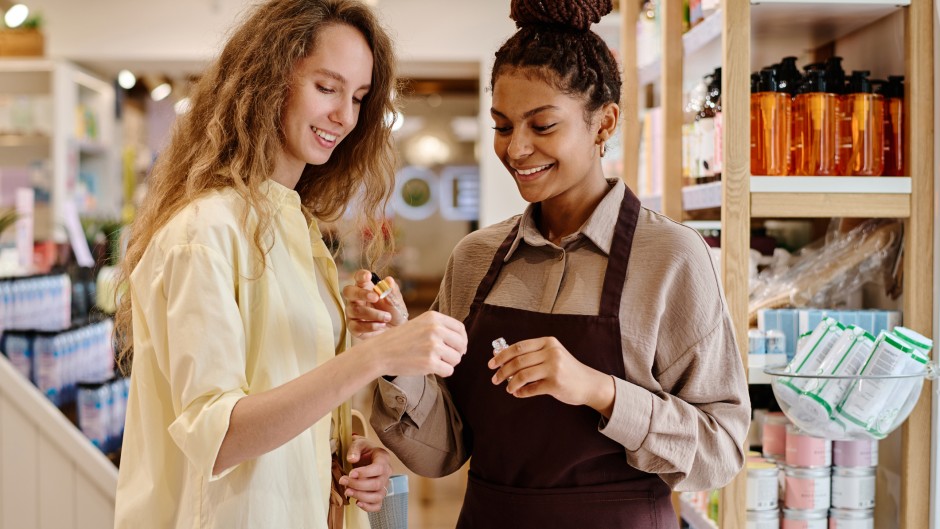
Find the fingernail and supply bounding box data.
[491,374,499,384]
[351,471,358,478]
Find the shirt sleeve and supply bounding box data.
[600,318,749,491]
[159,243,249,481]
[369,250,471,478]
[370,374,469,478]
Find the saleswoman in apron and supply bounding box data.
[344,0,751,527]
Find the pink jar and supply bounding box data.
[762,411,788,460]
[786,425,832,467]
[784,466,831,510]
[833,439,878,468]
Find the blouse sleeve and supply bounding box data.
[156,243,249,481]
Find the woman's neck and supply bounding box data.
[537,176,611,246]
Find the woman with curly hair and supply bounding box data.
[344,1,750,527]
[113,1,467,528]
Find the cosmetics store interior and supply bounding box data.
[0,0,939,528]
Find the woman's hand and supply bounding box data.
[343,269,409,340]
[339,435,393,512]
[487,337,616,417]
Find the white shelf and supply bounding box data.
[752,1,905,53]
[638,57,662,87]
[751,176,912,194]
[637,10,722,87]
[748,366,774,384]
[682,181,723,210]
[683,9,723,56]
[684,220,723,231]
[680,495,719,529]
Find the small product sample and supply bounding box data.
[371,272,392,300]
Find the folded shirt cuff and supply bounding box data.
[598,377,653,452]
[167,391,245,482]
[376,375,430,427]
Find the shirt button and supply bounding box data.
[395,396,405,404]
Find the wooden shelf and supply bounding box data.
[750,176,912,193]
[683,178,912,217]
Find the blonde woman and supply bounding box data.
[113,1,467,528]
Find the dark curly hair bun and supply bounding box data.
[510,0,613,32]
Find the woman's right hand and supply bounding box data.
[343,269,409,339]
[363,311,467,378]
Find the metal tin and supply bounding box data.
[746,461,779,511]
[831,467,875,509]
[829,508,874,529]
[784,466,831,511]
[786,425,832,468]
[746,508,779,529]
[782,508,827,529]
[833,439,878,468]
[762,411,788,460]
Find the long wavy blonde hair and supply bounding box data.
[114,0,398,372]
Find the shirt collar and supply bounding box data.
[260,178,302,209]
[503,178,626,261]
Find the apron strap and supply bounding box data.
[471,220,521,306]
[599,187,642,318]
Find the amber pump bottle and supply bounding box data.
[844,71,884,176]
[794,70,839,176]
[751,68,791,176]
[878,76,905,176]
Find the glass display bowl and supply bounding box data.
[763,364,938,441]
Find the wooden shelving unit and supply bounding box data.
[624,1,934,528]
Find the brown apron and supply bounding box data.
[446,188,677,529]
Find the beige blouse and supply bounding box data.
[372,180,750,492]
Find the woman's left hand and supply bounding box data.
[488,337,616,417]
[339,435,393,512]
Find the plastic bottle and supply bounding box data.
[751,68,791,176]
[843,71,885,176]
[698,68,721,182]
[878,75,905,176]
[794,70,839,176]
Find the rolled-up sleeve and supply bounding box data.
[600,319,750,491]
[371,373,468,478]
[160,244,248,481]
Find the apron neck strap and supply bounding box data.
[471,220,521,306]
[599,187,641,317]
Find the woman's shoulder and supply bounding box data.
[153,189,249,253]
[635,208,713,263]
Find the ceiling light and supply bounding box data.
[4,4,29,28]
[385,111,404,132]
[174,98,192,115]
[117,70,137,90]
[151,82,172,102]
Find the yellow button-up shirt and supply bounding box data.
[115,180,366,529]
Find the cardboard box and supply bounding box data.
[0,29,44,57]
